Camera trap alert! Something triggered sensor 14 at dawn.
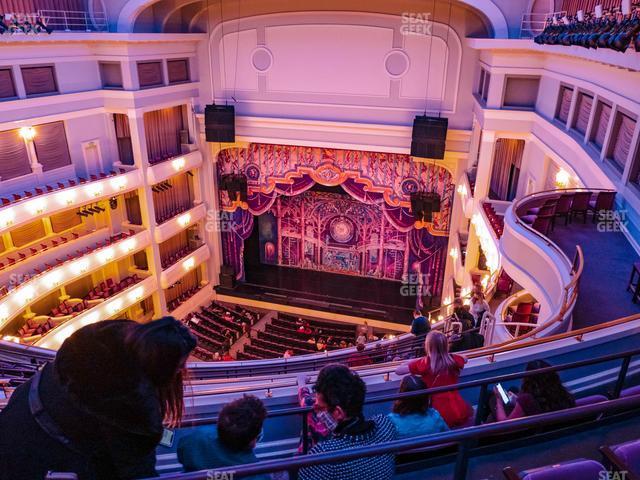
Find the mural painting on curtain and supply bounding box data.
[216,143,454,299]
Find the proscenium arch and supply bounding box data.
[117,0,509,37]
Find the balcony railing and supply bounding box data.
[520,11,567,38]
[39,9,107,32]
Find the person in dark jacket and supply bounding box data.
[0,317,196,480]
[410,309,430,336]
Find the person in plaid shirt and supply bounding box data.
[297,374,337,452]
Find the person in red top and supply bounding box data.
[395,330,472,427]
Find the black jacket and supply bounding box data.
[0,320,163,480]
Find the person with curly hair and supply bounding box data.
[494,359,575,421]
[298,364,397,480]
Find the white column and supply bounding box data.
[128,110,167,316]
[473,130,497,202]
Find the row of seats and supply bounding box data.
[161,244,198,270]
[520,191,616,236]
[277,314,356,340]
[505,301,541,336]
[156,204,191,225]
[0,231,83,272]
[16,275,141,341]
[483,203,504,238]
[0,169,126,207]
[534,10,640,53]
[167,284,202,312]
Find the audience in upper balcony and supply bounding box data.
[491,360,575,422]
[388,375,449,439]
[298,364,397,480]
[178,394,270,480]
[396,331,472,428]
[0,317,196,480]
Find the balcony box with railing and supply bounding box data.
[146,150,202,186]
[160,244,209,289]
[154,202,206,243]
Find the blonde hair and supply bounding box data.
[424,331,459,376]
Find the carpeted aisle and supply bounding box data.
[548,219,640,328]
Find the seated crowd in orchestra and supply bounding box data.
[0,314,574,479]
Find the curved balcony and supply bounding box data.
[0,228,151,333]
[146,150,202,186]
[35,274,157,350]
[160,244,210,289]
[495,188,617,342]
[0,169,142,234]
[154,202,206,243]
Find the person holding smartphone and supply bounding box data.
[493,360,575,421]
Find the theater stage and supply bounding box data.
[214,263,427,325]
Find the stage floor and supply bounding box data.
[215,264,425,325]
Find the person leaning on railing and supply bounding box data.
[0,317,196,480]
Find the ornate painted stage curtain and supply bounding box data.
[556,86,573,125]
[0,128,31,181]
[153,173,192,223]
[11,219,45,248]
[113,113,134,165]
[561,0,621,16]
[592,100,612,151]
[33,121,71,171]
[221,209,254,281]
[489,139,524,201]
[573,92,593,136]
[0,1,86,12]
[608,112,636,173]
[0,68,16,100]
[217,143,455,235]
[21,65,57,96]
[143,105,184,164]
[50,209,81,233]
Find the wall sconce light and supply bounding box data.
[71,259,89,275]
[449,248,459,260]
[183,257,195,271]
[28,198,46,215]
[444,296,452,306]
[58,190,76,206]
[110,176,127,191]
[128,286,143,302]
[120,238,136,253]
[0,305,9,323]
[19,126,36,141]
[456,184,468,196]
[555,169,571,189]
[172,157,186,171]
[0,209,15,228]
[177,213,191,227]
[481,274,489,289]
[22,286,35,304]
[98,248,114,264]
[108,299,123,316]
[43,270,63,289]
[87,183,104,198]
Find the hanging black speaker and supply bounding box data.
[410,115,448,159]
[205,104,235,142]
[410,191,441,223]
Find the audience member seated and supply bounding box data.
[396,331,472,428]
[178,395,270,480]
[388,375,449,439]
[0,317,195,480]
[410,309,430,336]
[297,374,336,452]
[450,328,485,353]
[491,360,575,422]
[469,291,491,329]
[451,298,475,332]
[298,364,397,480]
[347,342,373,368]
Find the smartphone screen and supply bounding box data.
[496,383,510,404]
[159,428,174,448]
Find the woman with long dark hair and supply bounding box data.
[387,375,449,438]
[0,317,196,480]
[494,359,575,421]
